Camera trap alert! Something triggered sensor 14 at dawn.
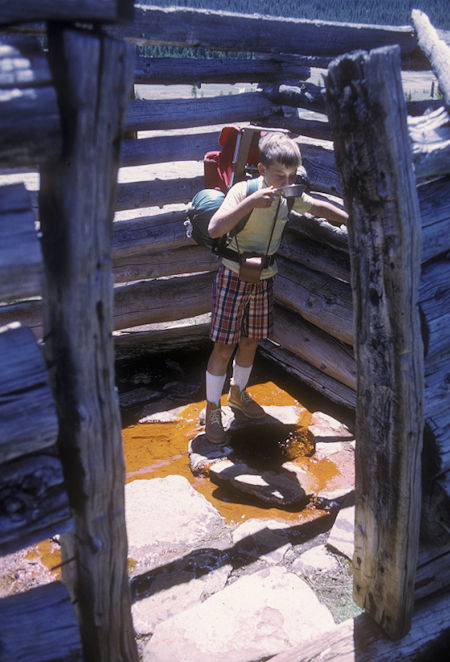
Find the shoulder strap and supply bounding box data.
[228,178,259,237]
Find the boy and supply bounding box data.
[204,132,348,443]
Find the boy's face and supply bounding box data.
[258,161,297,189]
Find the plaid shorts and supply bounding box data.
[210,265,274,344]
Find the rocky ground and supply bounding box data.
[0,347,360,661]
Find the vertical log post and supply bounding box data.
[325,46,424,639]
[39,26,137,661]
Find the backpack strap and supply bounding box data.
[228,178,259,237]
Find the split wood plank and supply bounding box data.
[410,107,450,182]
[0,582,82,661]
[412,9,450,109]
[0,183,43,301]
[113,245,219,283]
[134,54,310,85]
[326,46,424,639]
[125,93,274,132]
[259,340,356,410]
[279,231,350,283]
[0,0,133,25]
[272,304,356,391]
[39,25,137,662]
[275,257,353,345]
[0,322,57,463]
[0,451,72,555]
[111,5,424,68]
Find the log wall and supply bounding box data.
[1,1,449,655]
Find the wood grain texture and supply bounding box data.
[0,582,82,661]
[0,322,57,463]
[0,183,43,301]
[39,26,137,662]
[326,46,424,639]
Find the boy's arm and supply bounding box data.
[208,185,277,238]
[308,199,348,225]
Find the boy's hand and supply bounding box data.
[250,186,278,208]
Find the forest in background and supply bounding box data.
[139,0,450,30]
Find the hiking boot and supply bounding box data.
[204,401,226,444]
[228,384,266,419]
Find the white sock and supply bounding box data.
[206,371,227,407]
[231,361,252,391]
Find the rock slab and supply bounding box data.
[143,566,336,662]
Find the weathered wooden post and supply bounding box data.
[39,25,137,661]
[325,46,424,639]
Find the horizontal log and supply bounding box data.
[0,86,61,167]
[275,257,353,345]
[410,107,450,182]
[116,175,203,211]
[269,590,450,662]
[114,314,211,356]
[415,544,450,601]
[0,582,82,660]
[419,255,450,360]
[113,271,215,331]
[134,54,310,85]
[259,340,356,410]
[113,210,189,257]
[278,230,350,283]
[125,93,274,132]
[262,82,326,114]
[0,452,72,555]
[0,183,43,302]
[0,322,58,463]
[120,130,221,167]
[0,35,51,87]
[0,299,42,337]
[259,113,332,142]
[417,175,450,262]
[113,245,218,282]
[272,304,356,390]
[288,212,349,253]
[412,10,450,109]
[110,6,424,67]
[0,0,133,25]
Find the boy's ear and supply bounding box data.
[257,162,265,176]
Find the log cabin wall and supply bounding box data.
[0,2,138,661]
[0,1,449,652]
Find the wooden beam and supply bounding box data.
[417,174,450,261]
[125,93,274,132]
[272,304,356,391]
[275,257,353,345]
[113,245,218,283]
[39,25,137,662]
[412,10,450,109]
[110,5,423,67]
[0,0,133,25]
[0,582,82,661]
[120,130,221,167]
[0,183,43,301]
[0,451,72,555]
[113,271,215,331]
[410,107,450,182]
[278,230,350,283]
[269,590,450,662]
[259,340,356,410]
[0,322,57,463]
[116,174,203,211]
[113,210,189,258]
[134,54,310,85]
[326,46,424,639]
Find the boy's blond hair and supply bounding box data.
[258,131,301,168]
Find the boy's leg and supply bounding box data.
[204,343,235,443]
